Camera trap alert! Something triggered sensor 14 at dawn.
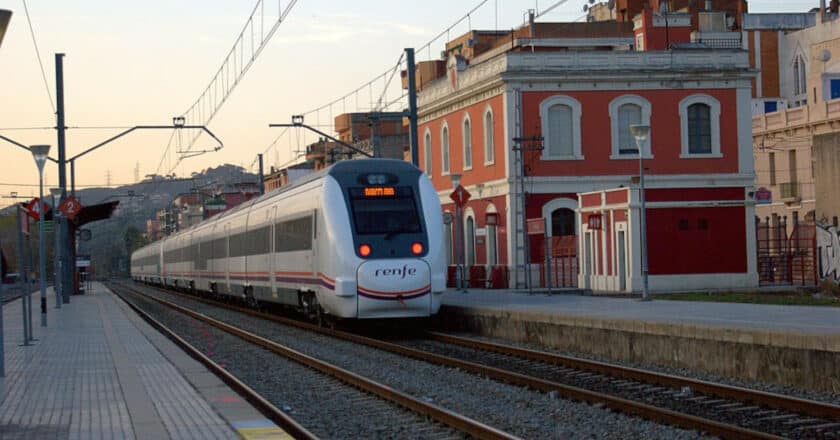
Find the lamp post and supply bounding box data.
[49,187,63,309]
[31,144,51,326]
[630,124,651,301]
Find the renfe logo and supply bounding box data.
[375,265,417,279]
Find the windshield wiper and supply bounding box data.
[383,231,400,240]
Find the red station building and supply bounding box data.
[412,1,758,292]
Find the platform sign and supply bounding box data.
[59,195,82,220]
[76,255,91,268]
[754,187,772,205]
[24,198,49,221]
[449,185,471,207]
[526,218,545,235]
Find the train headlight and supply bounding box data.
[411,242,423,255]
[359,244,372,257]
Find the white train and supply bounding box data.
[131,159,446,320]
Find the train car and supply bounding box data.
[131,159,446,320]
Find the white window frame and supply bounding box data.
[483,106,495,165]
[423,129,432,176]
[679,94,722,159]
[462,113,473,171]
[441,122,451,175]
[539,95,584,160]
[608,95,653,160]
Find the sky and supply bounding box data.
[0,0,821,208]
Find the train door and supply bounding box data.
[224,223,231,293]
[311,209,318,284]
[270,206,277,299]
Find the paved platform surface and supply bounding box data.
[0,283,288,439]
[440,289,840,391]
[442,289,840,336]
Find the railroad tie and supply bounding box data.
[794,422,840,432]
[754,413,799,422]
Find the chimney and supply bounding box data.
[528,9,535,39]
[821,0,827,22]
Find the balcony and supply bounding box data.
[779,182,800,202]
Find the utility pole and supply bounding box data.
[55,53,72,303]
[405,48,419,167]
[258,154,265,195]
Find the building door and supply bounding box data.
[487,224,498,266]
[549,207,578,288]
[618,230,626,291]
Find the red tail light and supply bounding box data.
[411,242,423,255]
[359,244,372,257]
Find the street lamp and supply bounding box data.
[50,187,63,309]
[0,9,12,48]
[630,124,651,301]
[31,144,51,326]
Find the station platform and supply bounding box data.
[0,283,288,440]
[438,289,840,392]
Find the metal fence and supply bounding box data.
[756,218,817,286]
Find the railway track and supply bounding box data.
[111,282,518,440]
[122,280,840,439]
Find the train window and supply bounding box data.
[229,231,246,257]
[246,226,271,255]
[275,217,313,252]
[348,187,421,235]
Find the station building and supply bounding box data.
[411,3,759,292]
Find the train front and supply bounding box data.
[329,160,446,319]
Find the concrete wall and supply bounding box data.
[814,132,840,223]
[438,306,840,393]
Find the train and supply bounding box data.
[130,159,447,321]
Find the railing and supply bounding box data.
[694,36,742,49]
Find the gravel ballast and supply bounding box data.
[121,289,463,439]
[129,284,711,439]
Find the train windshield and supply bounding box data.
[349,187,422,235]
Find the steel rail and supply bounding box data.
[425,331,840,422]
[131,282,785,439]
[119,283,519,440]
[110,285,317,440]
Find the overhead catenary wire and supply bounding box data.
[21,0,55,114]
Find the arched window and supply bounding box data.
[679,94,721,158]
[609,95,652,159]
[687,103,712,154]
[441,123,450,175]
[423,130,432,176]
[463,115,473,169]
[483,108,495,164]
[793,55,807,96]
[465,216,475,266]
[539,96,583,160]
[551,209,576,237]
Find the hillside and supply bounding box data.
[0,164,257,276]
